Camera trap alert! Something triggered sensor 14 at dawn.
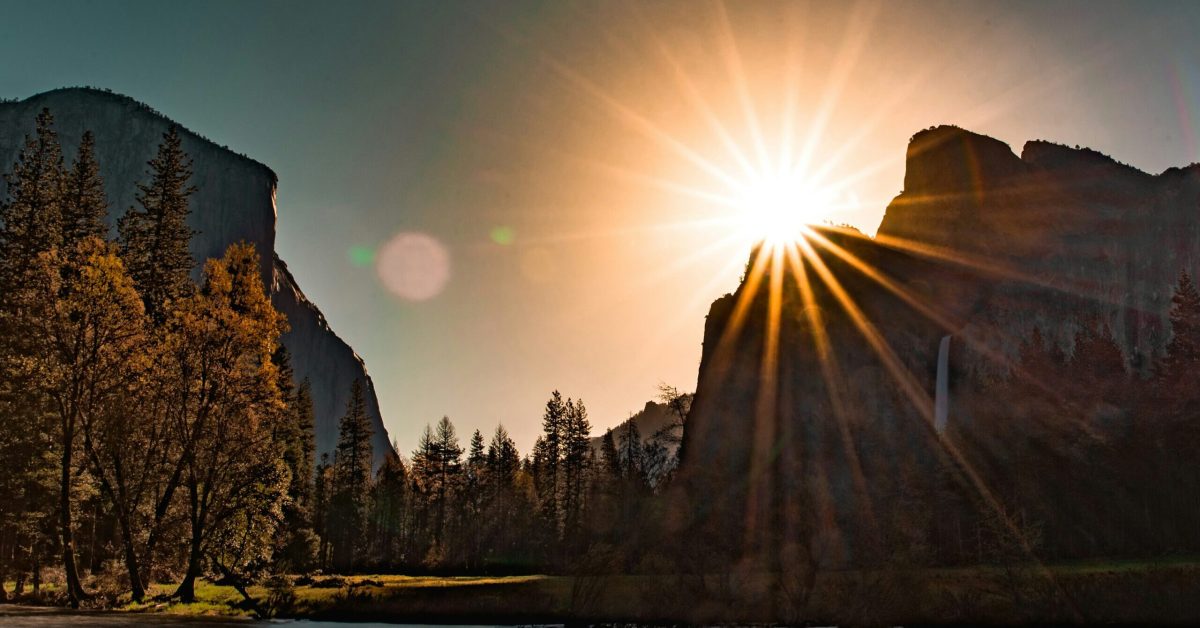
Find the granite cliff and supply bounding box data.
[675,125,1200,567]
[0,88,393,466]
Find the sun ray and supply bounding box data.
[626,250,752,371]
[714,0,772,171]
[795,236,1078,615]
[743,244,785,548]
[531,45,748,193]
[782,242,880,534]
[621,0,761,180]
[868,229,1135,310]
[707,244,773,384]
[791,0,880,181]
[804,229,1112,444]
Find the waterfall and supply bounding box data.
[935,335,951,433]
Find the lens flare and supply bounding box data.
[375,232,451,301]
[347,244,376,267]
[490,225,516,245]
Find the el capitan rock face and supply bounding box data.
[0,87,393,466]
[675,125,1200,568]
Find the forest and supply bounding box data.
[0,110,688,608]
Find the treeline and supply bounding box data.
[0,110,691,607]
[932,273,1200,563]
[841,272,1200,570]
[0,109,309,606]
[313,388,689,575]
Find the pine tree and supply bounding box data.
[1070,321,1127,395]
[370,452,408,569]
[433,417,463,554]
[535,391,567,541]
[0,108,65,414]
[312,453,333,569]
[1163,271,1200,379]
[331,379,374,573]
[561,398,592,546]
[275,369,318,572]
[293,379,317,511]
[619,420,646,485]
[410,418,462,567]
[117,126,196,324]
[484,425,522,565]
[60,131,107,249]
[468,430,485,467]
[0,108,81,604]
[599,429,621,480]
[487,426,520,485]
[0,108,64,280]
[464,429,486,567]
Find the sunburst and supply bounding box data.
[478,0,1077,596]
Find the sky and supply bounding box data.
[3,0,1200,454]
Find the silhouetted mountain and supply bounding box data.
[0,88,394,466]
[592,401,677,450]
[674,126,1200,571]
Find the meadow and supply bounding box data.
[8,559,1179,625]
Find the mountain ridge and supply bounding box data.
[0,87,394,466]
[676,124,1200,568]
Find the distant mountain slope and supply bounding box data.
[592,400,679,450]
[675,125,1200,568]
[0,87,394,466]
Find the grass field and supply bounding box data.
[7,560,1200,624]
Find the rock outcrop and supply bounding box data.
[674,125,1200,568]
[0,87,392,466]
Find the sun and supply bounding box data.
[735,172,835,246]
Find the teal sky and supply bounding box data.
[4,0,1200,454]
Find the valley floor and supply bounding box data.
[4,559,1200,624]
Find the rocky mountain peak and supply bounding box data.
[0,88,394,467]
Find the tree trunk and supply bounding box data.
[174,522,203,602]
[143,437,189,584]
[212,559,262,616]
[31,551,40,595]
[116,513,146,602]
[60,422,87,607]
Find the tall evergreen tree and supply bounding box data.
[0,108,65,420]
[619,420,646,485]
[468,429,485,467]
[1163,271,1200,379]
[484,425,524,567]
[0,109,83,604]
[599,429,621,480]
[331,379,374,573]
[312,453,333,570]
[60,131,107,249]
[463,429,486,567]
[117,126,196,323]
[276,371,318,572]
[0,108,64,278]
[561,398,592,544]
[410,417,462,565]
[534,391,567,540]
[369,451,408,569]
